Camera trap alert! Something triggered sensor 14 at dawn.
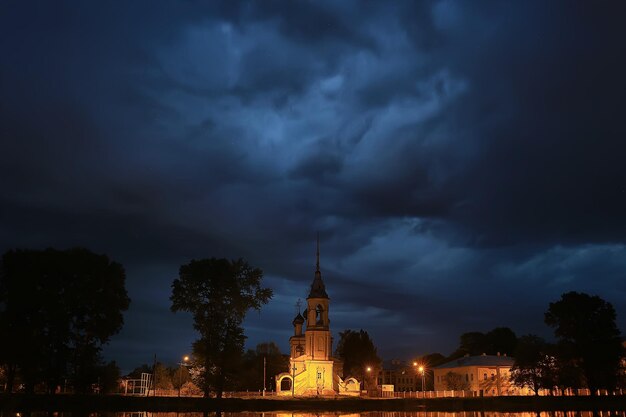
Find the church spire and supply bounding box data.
[308,233,328,299]
[316,232,320,272]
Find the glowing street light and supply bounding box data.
[361,365,372,393]
[413,362,426,392]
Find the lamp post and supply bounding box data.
[178,355,189,397]
[291,364,297,397]
[418,366,425,392]
[363,366,371,393]
[260,355,266,397]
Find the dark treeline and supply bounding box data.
[0,248,130,394]
[0,250,279,397]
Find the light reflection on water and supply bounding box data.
[6,412,626,417]
[115,412,625,417]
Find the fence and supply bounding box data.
[122,388,625,398]
[122,389,278,398]
[382,389,626,398]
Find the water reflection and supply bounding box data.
[4,412,626,417]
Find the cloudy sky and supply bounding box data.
[2,1,626,372]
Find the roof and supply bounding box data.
[434,355,515,369]
[292,312,305,325]
[308,236,329,298]
[308,269,328,298]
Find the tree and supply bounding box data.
[0,248,130,393]
[545,291,623,394]
[415,353,447,391]
[236,342,289,391]
[127,364,152,379]
[98,361,121,394]
[455,332,489,357]
[335,329,381,390]
[510,335,557,395]
[450,327,517,359]
[170,258,272,398]
[153,362,173,390]
[442,371,469,390]
[170,364,191,391]
[485,327,517,356]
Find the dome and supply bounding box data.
[292,312,305,326]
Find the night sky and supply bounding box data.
[2,1,626,373]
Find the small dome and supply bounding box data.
[292,312,305,325]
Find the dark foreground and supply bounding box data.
[2,395,626,412]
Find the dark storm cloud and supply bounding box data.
[2,0,626,370]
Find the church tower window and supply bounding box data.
[316,304,324,324]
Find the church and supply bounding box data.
[275,239,360,396]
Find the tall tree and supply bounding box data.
[0,248,130,393]
[485,327,518,356]
[335,329,381,389]
[170,257,272,398]
[510,335,557,395]
[545,291,623,394]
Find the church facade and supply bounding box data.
[276,240,360,396]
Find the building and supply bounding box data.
[433,353,531,396]
[377,359,419,391]
[275,239,360,396]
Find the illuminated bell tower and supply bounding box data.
[304,235,331,360]
[276,235,358,396]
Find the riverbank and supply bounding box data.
[2,394,626,413]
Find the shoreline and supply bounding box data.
[2,395,626,412]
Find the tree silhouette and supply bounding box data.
[545,291,623,394]
[236,342,289,391]
[0,248,130,393]
[510,334,557,395]
[450,327,517,358]
[443,371,470,390]
[170,257,272,398]
[335,329,381,390]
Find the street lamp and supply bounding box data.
[291,364,297,397]
[363,366,372,393]
[263,356,266,397]
[178,355,190,397]
[418,366,425,392]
